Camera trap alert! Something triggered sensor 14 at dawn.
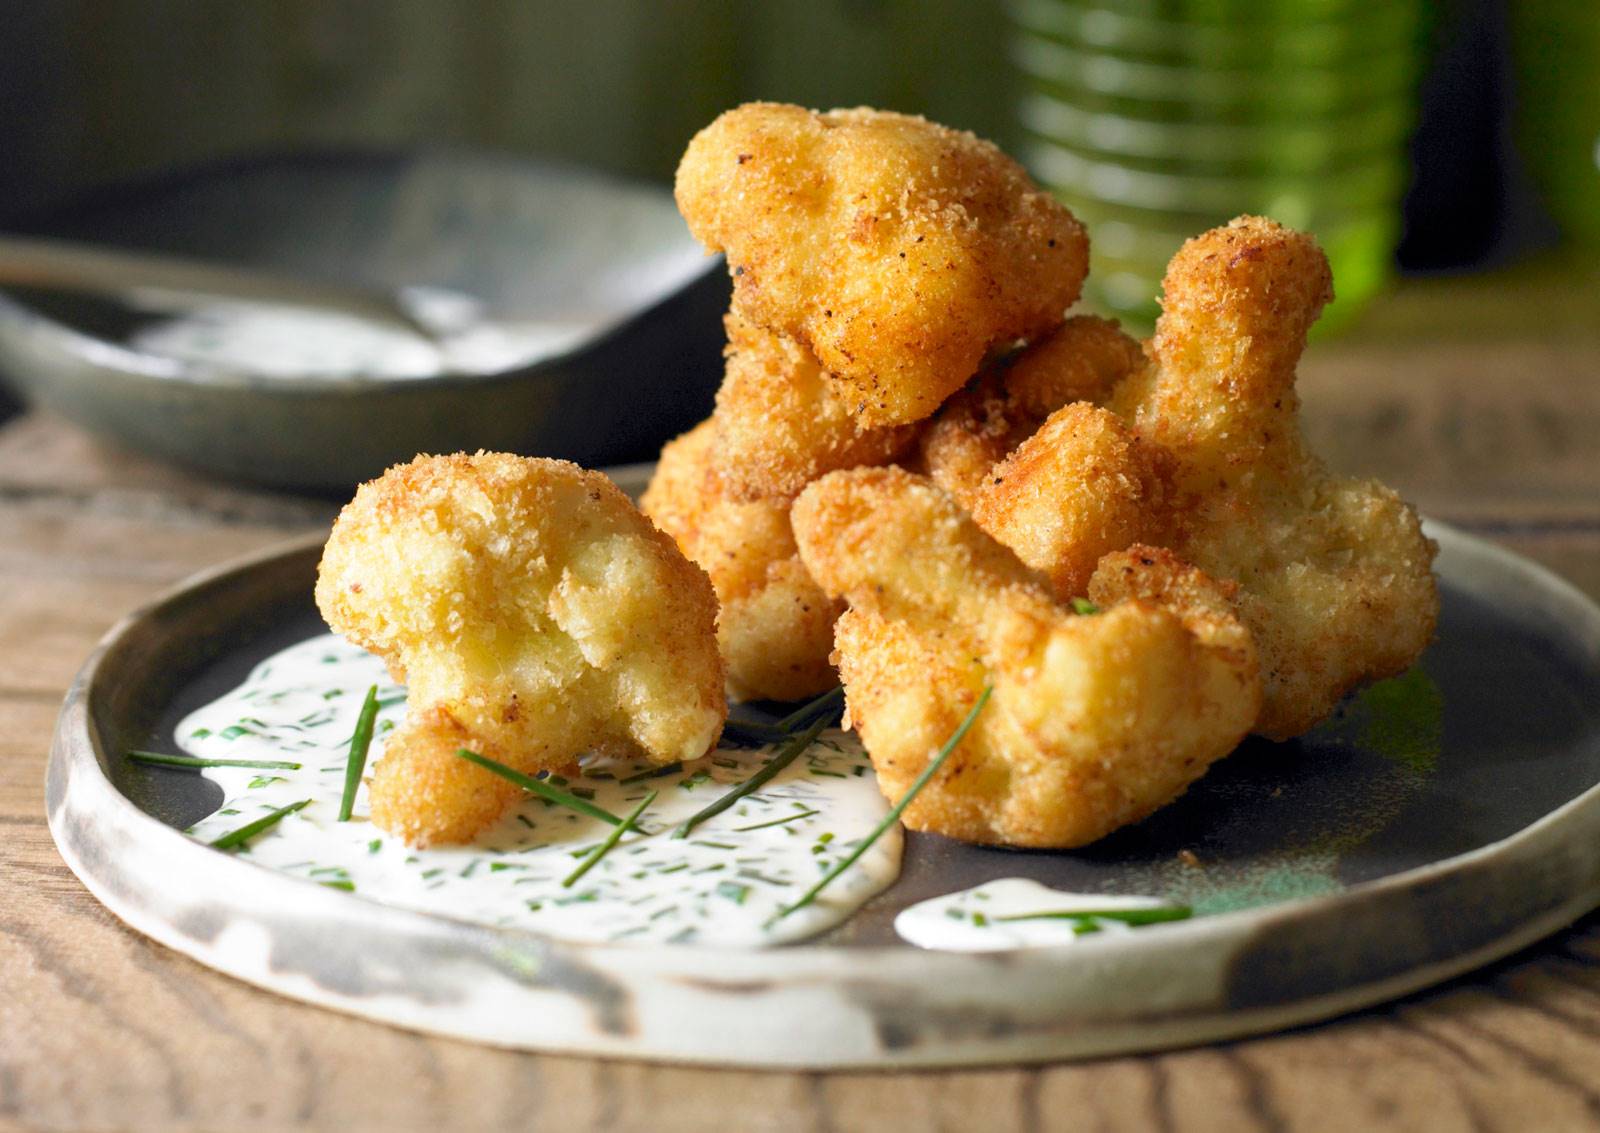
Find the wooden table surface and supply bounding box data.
[3,268,1600,1132]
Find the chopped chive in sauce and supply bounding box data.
[773,685,845,733]
[337,685,380,822]
[457,749,623,826]
[127,750,303,771]
[720,686,844,746]
[672,716,827,840]
[209,799,312,850]
[717,881,751,905]
[733,807,819,832]
[772,685,992,924]
[367,839,382,854]
[562,790,656,888]
[995,906,1192,927]
[619,761,682,784]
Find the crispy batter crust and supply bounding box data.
[641,421,842,703]
[792,467,1259,848]
[676,103,1088,426]
[316,453,726,845]
[917,315,1146,512]
[711,313,919,501]
[974,403,1172,601]
[955,218,1439,739]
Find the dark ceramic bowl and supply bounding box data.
[0,150,728,493]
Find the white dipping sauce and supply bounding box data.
[130,298,590,378]
[177,634,899,947]
[895,877,1183,952]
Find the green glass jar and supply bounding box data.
[1011,0,1427,332]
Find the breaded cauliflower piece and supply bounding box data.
[316,453,726,845]
[676,102,1089,426]
[711,313,919,501]
[968,217,1439,740]
[917,315,1147,513]
[973,403,1172,602]
[641,421,842,703]
[791,467,1259,848]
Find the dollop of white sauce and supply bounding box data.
[176,633,899,947]
[130,295,590,379]
[894,877,1178,952]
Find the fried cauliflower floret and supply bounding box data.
[791,467,1259,848]
[641,421,841,703]
[967,217,1438,739]
[917,315,1146,512]
[973,403,1172,602]
[676,102,1089,426]
[711,313,918,500]
[316,453,726,845]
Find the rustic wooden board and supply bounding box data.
[5,267,1600,1128]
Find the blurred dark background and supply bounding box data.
[0,0,1578,265]
[0,0,1593,448]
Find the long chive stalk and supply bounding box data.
[128,751,302,771]
[722,686,844,745]
[771,685,993,924]
[337,685,379,821]
[672,716,828,840]
[995,906,1192,927]
[733,807,820,833]
[772,686,844,733]
[209,799,312,850]
[563,790,656,888]
[456,749,623,826]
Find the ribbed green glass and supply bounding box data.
[1011,0,1426,332]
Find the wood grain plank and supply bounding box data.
[2,260,1598,1131]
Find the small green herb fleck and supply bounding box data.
[620,761,683,784]
[458,750,624,826]
[562,790,656,888]
[127,750,301,771]
[1070,598,1100,615]
[995,906,1192,927]
[338,685,380,822]
[208,799,311,850]
[772,686,992,924]
[733,807,819,832]
[717,881,751,905]
[673,717,827,840]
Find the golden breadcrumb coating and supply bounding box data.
[316,453,726,845]
[791,467,1259,848]
[964,217,1438,739]
[917,315,1146,512]
[973,403,1172,602]
[641,421,841,703]
[676,102,1088,426]
[711,313,918,501]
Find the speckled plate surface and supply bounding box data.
[46,475,1600,1067]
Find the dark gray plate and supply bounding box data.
[46,493,1600,1066]
[0,152,728,492]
